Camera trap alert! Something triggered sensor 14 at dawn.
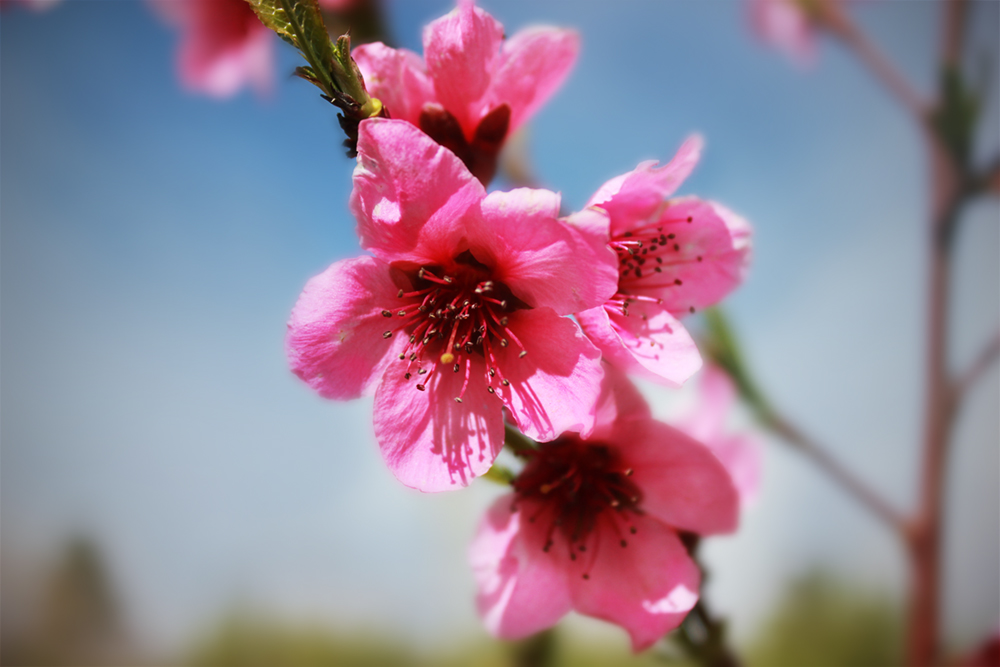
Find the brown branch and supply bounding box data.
[941,0,969,70]
[819,3,930,122]
[762,414,909,536]
[956,331,1000,401]
[906,0,970,648]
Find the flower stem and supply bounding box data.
[703,308,908,535]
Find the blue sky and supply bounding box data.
[2,0,998,655]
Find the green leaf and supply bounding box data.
[244,0,296,47]
[702,307,773,420]
[503,422,537,456]
[931,65,979,168]
[244,0,340,98]
[481,464,515,485]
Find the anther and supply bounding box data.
[454,397,463,403]
[382,331,393,339]
[453,363,460,373]
[404,373,411,379]
[381,310,392,317]
[398,354,406,360]
[624,468,633,476]
[582,573,590,580]
[689,306,696,314]
[417,368,428,375]
[629,526,637,534]
[501,379,510,386]
[674,279,683,286]
[519,350,527,358]
[620,539,628,548]
[416,384,426,391]
[397,289,404,298]
[500,339,509,347]
[499,317,508,326]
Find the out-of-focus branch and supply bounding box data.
[763,413,909,534]
[673,534,743,667]
[971,155,1000,195]
[819,3,929,122]
[955,331,1000,402]
[702,308,909,536]
[941,0,969,70]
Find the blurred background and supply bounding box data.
[2,1,997,665]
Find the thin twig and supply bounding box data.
[906,5,972,660]
[941,0,969,70]
[762,413,910,536]
[821,4,930,122]
[955,331,1000,401]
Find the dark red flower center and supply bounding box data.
[512,437,643,577]
[379,251,526,398]
[419,103,511,186]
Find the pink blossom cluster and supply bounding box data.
[278,0,759,651]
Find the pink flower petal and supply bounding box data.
[493,308,604,442]
[471,189,618,315]
[676,365,737,443]
[353,42,435,128]
[587,136,703,237]
[591,363,652,436]
[706,433,763,509]
[351,119,485,266]
[615,420,739,535]
[173,0,273,98]
[576,303,702,388]
[632,198,752,317]
[563,205,611,246]
[676,366,763,508]
[373,352,503,492]
[422,1,504,137]
[286,256,404,400]
[470,495,574,639]
[568,514,700,652]
[490,26,580,134]
[749,0,817,66]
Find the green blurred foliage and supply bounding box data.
[745,570,903,667]
[1,537,132,666]
[184,613,676,667]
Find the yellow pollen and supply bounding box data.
[440,352,456,364]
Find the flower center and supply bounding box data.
[380,252,526,396]
[512,438,643,576]
[606,213,701,316]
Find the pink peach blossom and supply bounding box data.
[575,137,753,388]
[470,367,739,650]
[151,0,273,98]
[352,1,578,183]
[287,119,618,492]
[676,366,763,508]
[748,0,849,65]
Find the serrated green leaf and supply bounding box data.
[244,0,297,48]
